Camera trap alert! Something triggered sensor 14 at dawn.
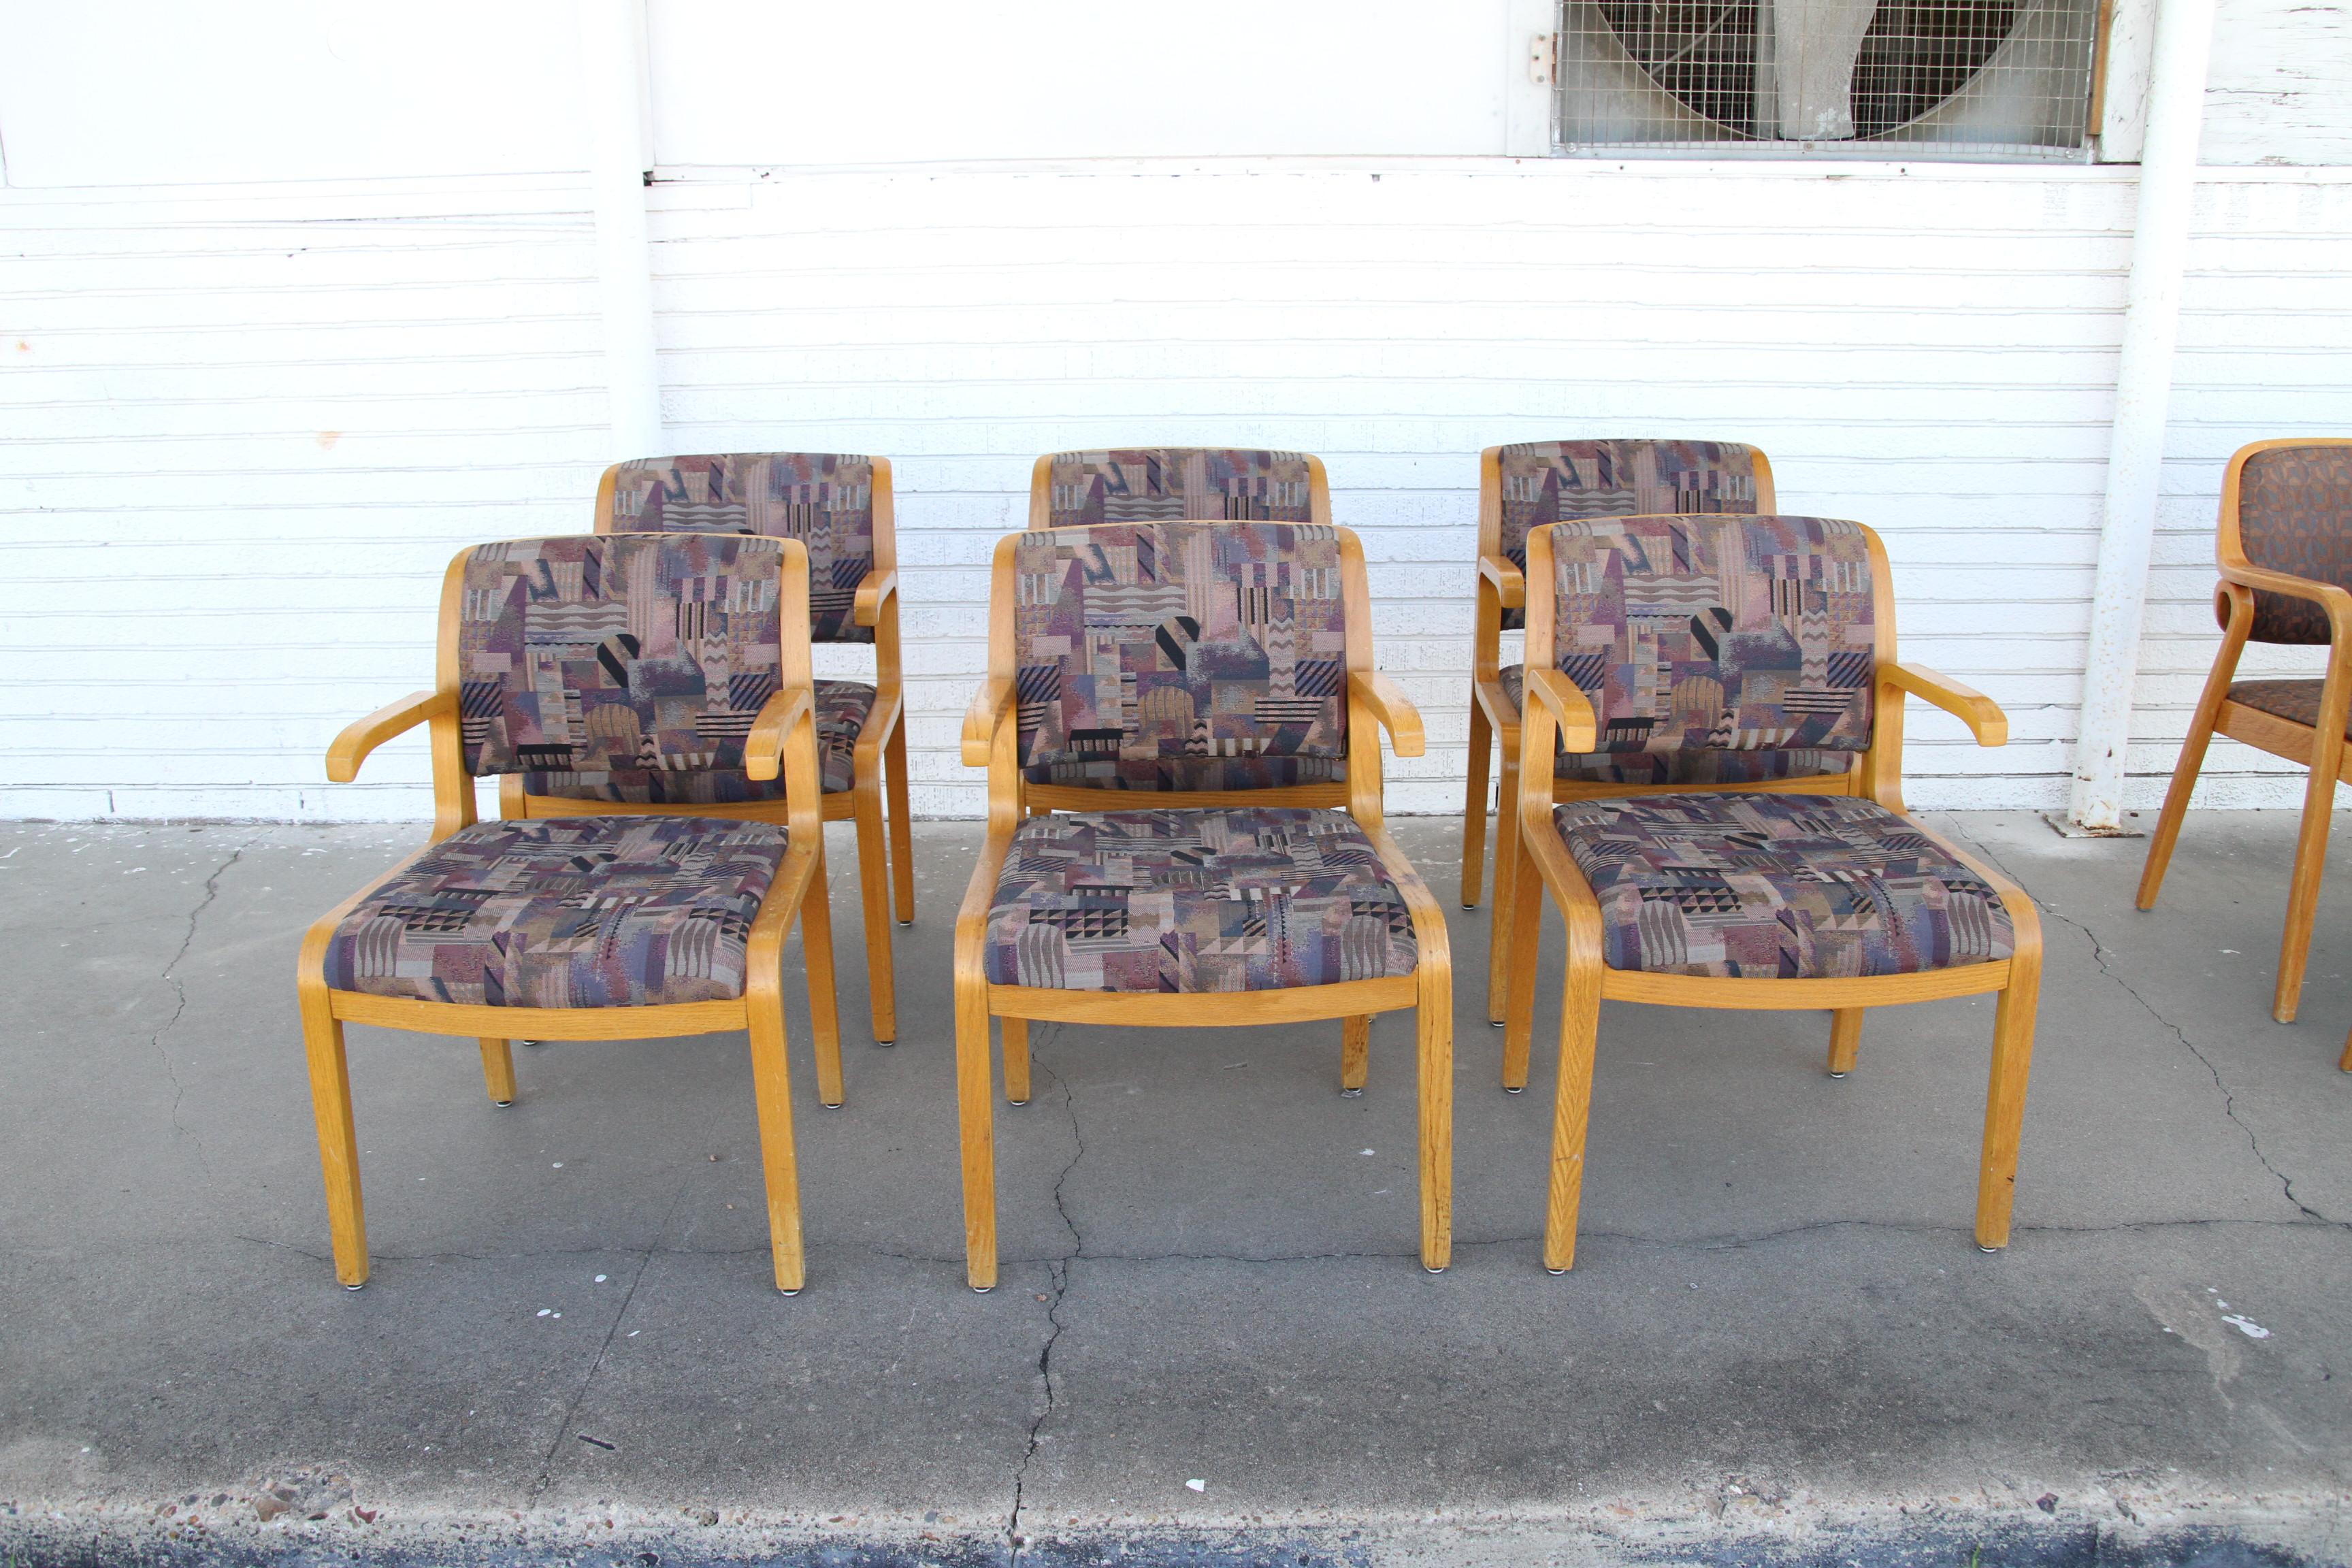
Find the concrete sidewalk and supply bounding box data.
[3,812,2349,1567]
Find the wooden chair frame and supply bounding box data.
[498,457,915,1045]
[1463,446,1789,1027]
[955,480,1454,1292]
[295,540,842,1295]
[1501,515,2043,1272]
[2135,438,2352,1045]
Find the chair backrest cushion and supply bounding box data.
[1012,521,1348,791]
[1544,513,1876,755]
[608,453,874,644]
[1043,449,1315,527]
[457,534,787,779]
[1499,440,1763,630]
[2238,444,2352,645]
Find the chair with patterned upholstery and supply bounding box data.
[953,450,1452,1290]
[501,453,912,1047]
[1464,441,1784,1030]
[296,534,843,1294]
[1500,512,2042,1273]
[2137,439,2352,1047]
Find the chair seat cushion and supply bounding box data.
[321,817,788,1007]
[1554,794,2013,979]
[983,807,1418,992]
[1499,666,1854,785]
[2227,679,2351,738]
[523,679,873,803]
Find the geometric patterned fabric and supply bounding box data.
[457,535,787,781]
[1497,664,1854,785]
[1013,521,1350,791]
[1497,440,1763,632]
[1554,793,2013,979]
[2226,679,2352,739]
[2236,445,2352,646]
[523,679,875,802]
[1544,514,1877,757]
[320,817,787,1007]
[1041,449,1315,527]
[981,808,1416,992]
[606,453,876,644]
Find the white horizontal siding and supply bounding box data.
[3,160,2351,821]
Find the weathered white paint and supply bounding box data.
[2072,0,2221,830]
[581,0,663,458]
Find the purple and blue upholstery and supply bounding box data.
[606,453,875,644]
[982,808,1416,992]
[1556,794,2013,979]
[2236,445,2352,647]
[1497,665,1852,785]
[525,679,872,802]
[1042,449,1315,527]
[322,811,787,1007]
[1014,520,1349,792]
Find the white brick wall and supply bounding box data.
[5,158,2349,821]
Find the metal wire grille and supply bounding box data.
[1555,0,2098,157]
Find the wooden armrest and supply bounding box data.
[2221,561,2352,629]
[326,689,453,782]
[1882,662,2007,747]
[853,567,899,627]
[1522,668,1598,753]
[1477,553,1526,610]
[963,676,1014,768]
[743,687,815,781]
[1349,670,1426,757]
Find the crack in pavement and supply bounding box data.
[1948,819,2347,1231]
[154,839,251,1179]
[1008,1027,1081,1561]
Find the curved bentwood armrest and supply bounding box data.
[2219,559,2352,640]
[743,687,817,782]
[1518,667,1599,755]
[853,568,899,627]
[1477,553,1526,609]
[962,676,1015,768]
[1349,671,1426,757]
[1882,662,2008,747]
[326,690,454,782]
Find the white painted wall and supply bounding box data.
[1,3,2349,821]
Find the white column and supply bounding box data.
[579,0,662,459]
[2068,0,2218,830]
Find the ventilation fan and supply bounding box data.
[1556,0,2097,152]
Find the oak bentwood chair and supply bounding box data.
[952,449,1453,1290]
[297,534,842,1294]
[2136,440,2352,1042]
[1463,441,1779,1028]
[1502,512,2042,1272]
[502,454,913,1045]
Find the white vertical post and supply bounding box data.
[579,0,662,459]
[2068,0,2218,830]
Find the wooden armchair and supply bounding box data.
[296,534,842,1294]
[953,451,1453,1290]
[2136,439,2352,1041]
[501,453,913,1046]
[1500,512,2041,1272]
[1463,441,1780,1030]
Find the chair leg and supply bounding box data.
[477,1038,517,1106]
[300,997,369,1288]
[2136,693,2223,911]
[800,847,846,1107]
[2274,760,2339,1024]
[956,979,999,1291]
[1485,734,1523,1026]
[1541,945,1605,1274]
[1416,972,1454,1275]
[1974,956,2042,1252]
[1501,838,1545,1092]
[1341,1015,1370,1094]
[2339,1022,2352,1075]
[1002,1015,1031,1106]
[1461,693,1492,910]
[885,714,917,927]
[1827,1009,1863,1077]
[850,777,899,1045]
[745,984,807,1294]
